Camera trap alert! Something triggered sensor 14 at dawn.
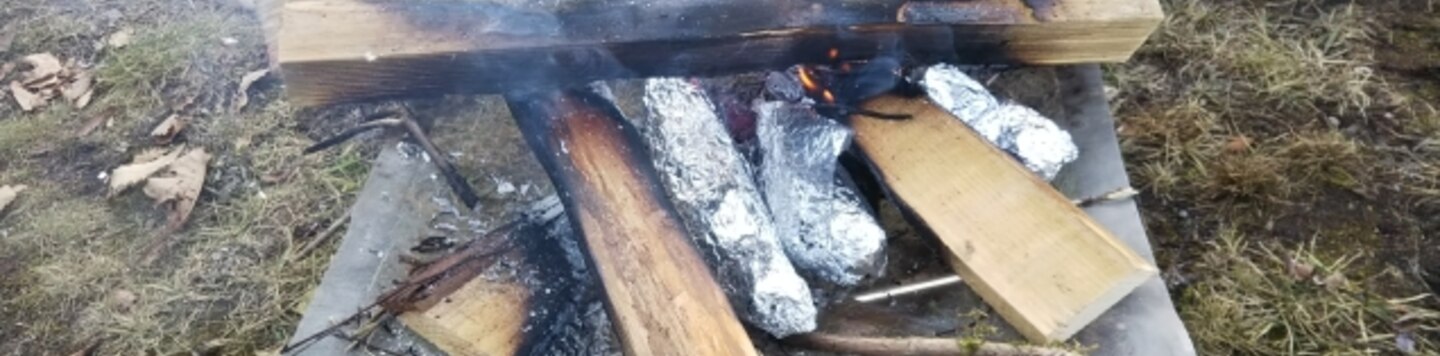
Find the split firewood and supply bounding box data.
[850,94,1155,342]
[786,333,1080,356]
[507,89,755,355]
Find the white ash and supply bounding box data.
[754,100,887,286]
[920,64,1078,180]
[635,78,818,337]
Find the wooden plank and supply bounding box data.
[849,95,1157,342]
[275,0,1162,105]
[400,264,532,356]
[505,90,756,355]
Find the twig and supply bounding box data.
[1070,186,1139,208]
[292,212,350,260]
[786,333,1080,356]
[281,216,535,354]
[304,113,481,209]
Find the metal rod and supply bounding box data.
[853,275,963,303]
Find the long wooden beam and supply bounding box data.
[849,95,1156,342]
[505,90,756,355]
[273,0,1162,106]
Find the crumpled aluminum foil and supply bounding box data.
[754,100,887,287]
[635,78,818,337]
[920,64,1078,180]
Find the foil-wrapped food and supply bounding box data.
[754,100,887,287]
[635,78,818,337]
[920,64,1078,180]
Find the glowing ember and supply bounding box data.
[796,67,820,92]
[821,90,835,103]
[827,48,839,60]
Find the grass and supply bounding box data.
[0,1,372,354]
[1109,0,1440,353]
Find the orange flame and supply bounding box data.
[797,67,820,92]
[822,90,836,104]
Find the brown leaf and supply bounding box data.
[234,68,270,111]
[9,80,44,112]
[0,184,27,214]
[105,28,133,49]
[110,289,138,311]
[1287,258,1315,281]
[143,148,209,231]
[19,53,62,82]
[61,70,92,100]
[150,114,188,143]
[1223,135,1252,153]
[108,147,184,196]
[76,108,115,137]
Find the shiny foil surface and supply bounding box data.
[636,78,818,337]
[921,64,1078,180]
[754,100,887,287]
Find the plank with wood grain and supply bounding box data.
[849,95,1157,342]
[272,0,1163,106]
[504,89,757,355]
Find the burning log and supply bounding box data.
[506,89,756,355]
[754,100,887,286]
[398,196,621,356]
[635,78,818,337]
[266,0,1165,106]
[848,94,1156,342]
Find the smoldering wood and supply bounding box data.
[505,89,757,355]
[270,0,1163,105]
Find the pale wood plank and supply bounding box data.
[850,95,1157,342]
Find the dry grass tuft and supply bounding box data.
[1183,230,1437,355]
[0,1,370,354]
[1111,0,1440,353]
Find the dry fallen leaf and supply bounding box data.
[1223,135,1252,153]
[150,114,188,143]
[143,148,209,231]
[0,184,27,214]
[19,53,62,82]
[110,289,138,311]
[106,28,133,49]
[61,70,93,106]
[108,147,185,196]
[9,80,44,111]
[1287,258,1314,281]
[234,68,270,111]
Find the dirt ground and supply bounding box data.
[0,0,1436,354]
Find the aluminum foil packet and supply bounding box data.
[920,64,1078,180]
[636,78,818,337]
[754,100,887,286]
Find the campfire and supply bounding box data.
[267,0,1174,355]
